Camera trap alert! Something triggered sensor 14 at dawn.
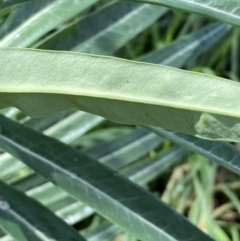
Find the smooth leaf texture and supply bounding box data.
[0,0,99,47]
[0,115,214,241]
[2,222,122,241]
[0,112,104,181]
[0,180,86,241]
[23,110,74,132]
[0,0,52,39]
[139,22,229,67]
[1,128,163,215]
[0,21,227,182]
[38,1,167,54]
[125,0,240,27]
[0,128,164,240]
[1,48,240,141]
[127,146,187,185]
[146,126,240,176]
[0,129,166,232]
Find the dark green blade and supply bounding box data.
[146,126,240,176]
[0,0,30,10]
[0,115,214,241]
[139,22,229,67]
[0,180,86,241]
[37,1,167,54]
[123,0,240,27]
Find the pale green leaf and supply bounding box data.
[1,48,240,141]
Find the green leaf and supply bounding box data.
[146,126,240,176]
[0,115,214,241]
[38,1,167,55]
[0,112,105,181]
[23,110,74,132]
[0,0,99,47]
[139,22,229,67]
[127,146,187,185]
[0,0,30,10]
[12,129,163,208]
[0,0,52,39]
[0,128,164,235]
[86,129,163,170]
[1,48,240,141]
[0,6,12,16]
[124,0,240,27]
[0,107,19,120]
[0,180,86,241]
[0,129,166,233]
[83,222,121,241]
[42,112,104,144]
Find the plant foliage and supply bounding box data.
[0,1,240,241]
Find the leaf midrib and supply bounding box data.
[2,88,240,119]
[0,134,177,241]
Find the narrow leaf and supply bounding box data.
[139,22,229,67]
[0,112,104,180]
[127,146,187,185]
[124,0,240,27]
[0,0,99,47]
[0,0,52,39]
[0,129,164,236]
[146,126,240,176]
[0,180,86,241]
[0,115,214,241]
[38,1,167,55]
[1,48,240,141]
[23,110,74,132]
[0,0,30,10]
[13,129,163,208]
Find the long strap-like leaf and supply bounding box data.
[0,0,52,39]
[0,0,99,47]
[37,1,167,54]
[123,0,240,27]
[0,180,86,241]
[0,146,187,241]
[1,48,240,141]
[0,115,214,241]
[145,126,240,176]
[139,22,228,67]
